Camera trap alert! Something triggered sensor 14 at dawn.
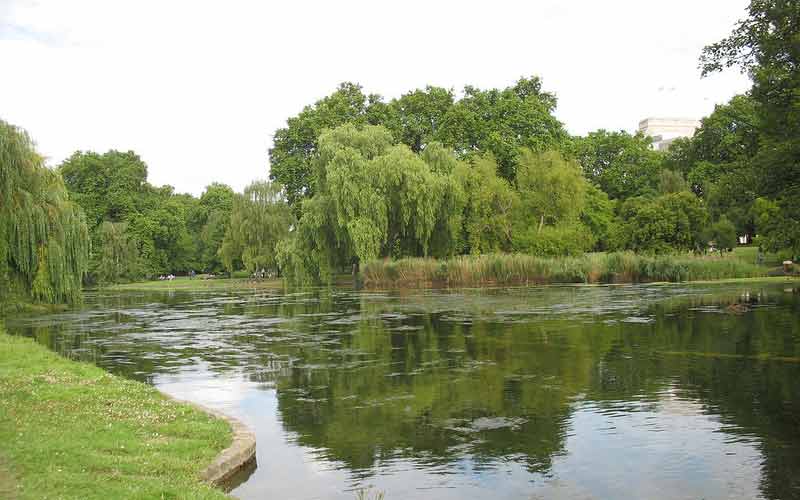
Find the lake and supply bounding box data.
[6,282,800,500]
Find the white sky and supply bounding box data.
[0,0,751,196]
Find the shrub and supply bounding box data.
[512,224,596,257]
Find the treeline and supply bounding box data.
[261,0,799,284]
[0,137,238,301]
[56,151,236,284]
[268,121,745,284]
[2,0,798,300]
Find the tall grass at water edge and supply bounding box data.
[361,252,772,287]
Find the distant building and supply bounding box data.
[638,117,701,151]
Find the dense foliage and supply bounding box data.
[262,1,800,283]
[220,180,293,275]
[0,120,89,305]
[265,70,788,284]
[699,0,800,255]
[269,77,568,209]
[275,125,466,283]
[511,150,594,256]
[273,117,739,283]
[614,192,708,254]
[4,0,797,293]
[58,152,235,283]
[193,183,236,273]
[574,130,662,200]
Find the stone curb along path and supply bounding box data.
[165,393,257,487]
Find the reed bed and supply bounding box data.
[361,252,771,288]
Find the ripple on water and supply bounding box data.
[4,282,799,500]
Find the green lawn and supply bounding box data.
[591,246,791,267]
[0,328,232,500]
[730,245,792,266]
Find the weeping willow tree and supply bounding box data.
[277,124,465,284]
[0,120,90,306]
[94,221,141,284]
[219,180,294,275]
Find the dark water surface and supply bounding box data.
[6,282,800,500]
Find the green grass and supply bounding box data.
[731,245,793,266]
[0,456,15,500]
[0,328,232,500]
[361,251,781,288]
[106,276,282,292]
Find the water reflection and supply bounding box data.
[6,283,800,499]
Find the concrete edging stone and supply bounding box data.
[163,393,257,486]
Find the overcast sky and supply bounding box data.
[1,0,751,196]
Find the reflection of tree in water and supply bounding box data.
[5,284,800,498]
[586,294,800,500]
[272,287,800,497]
[275,312,609,474]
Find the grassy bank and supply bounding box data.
[361,252,783,288]
[107,276,282,292]
[731,245,794,266]
[0,328,232,500]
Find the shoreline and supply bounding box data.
[360,253,795,289]
[365,274,800,290]
[165,395,257,487]
[94,274,800,295]
[0,329,252,499]
[102,277,283,292]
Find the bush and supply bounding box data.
[706,216,738,252]
[512,224,596,257]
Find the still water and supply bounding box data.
[6,282,800,499]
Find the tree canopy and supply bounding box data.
[574,130,662,200]
[58,151,235,282]
[9,1,800,297]
[192,183,235,273]
[269,77,568,211]
[614,192,709,254]
[276,124,467,283]
[1,120,89,305]
[220,180,293,275]
[700,0,800,256]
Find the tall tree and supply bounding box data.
[59,150,148,227]
[701,0,800,256]
[511,150,594,256]
[278,124,466,283]
[269,77,568,211]
[269,83,370,208]
[455,155,516,255]
[188,183,235,272]
[580,184,617,251]
[438,77,568,181]
[220,180,294,275]
[93,221,140,284]
[662,95,761,240]
[1,120,89,305]
[59,151,199,279]
[515,150,587,232]
[385,86,455,153]
[614,192,709,254]
[574,130,662,200]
